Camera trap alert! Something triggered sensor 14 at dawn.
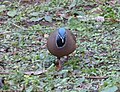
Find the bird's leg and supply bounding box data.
[55,57,62,71]
[66,55,69,61]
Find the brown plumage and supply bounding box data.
[47,28,76,70]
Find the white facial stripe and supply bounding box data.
[58,33,63,39]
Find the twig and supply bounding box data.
[106,18,120,22]
[11,23,25,30]
[84,76,109,79]
[75,75,109,79]
[0,72,10,75]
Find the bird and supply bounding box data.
[47,27,76,70]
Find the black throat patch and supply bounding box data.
[56,36,66,47]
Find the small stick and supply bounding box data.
[0,72,10,75]
[84,76,109,79]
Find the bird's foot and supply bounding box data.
[55,59,62,71]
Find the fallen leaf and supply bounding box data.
[102,86,118,92]
[44,15,52,22]
[24,70,47,75]
[0,5,6,12]
[29,17,43,22]
[44,34,49,38]
[7,10,17,17]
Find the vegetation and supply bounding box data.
[0,0,120,91]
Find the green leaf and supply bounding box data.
[26,85,33,92]
[75,77,85,87]
[102,86,118,92]
[0,5,6,12]
[29,12,39,17]
[59,69,68,74]
[61,78,69,84]
[69,0,77,9]
[7,10,17,17]
[30,17,43,22]
[44,15,52,22]
[80,89,88,92]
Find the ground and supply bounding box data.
[0,0,120,92]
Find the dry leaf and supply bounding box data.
[44,34,49,38]
[24,70,47,75]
